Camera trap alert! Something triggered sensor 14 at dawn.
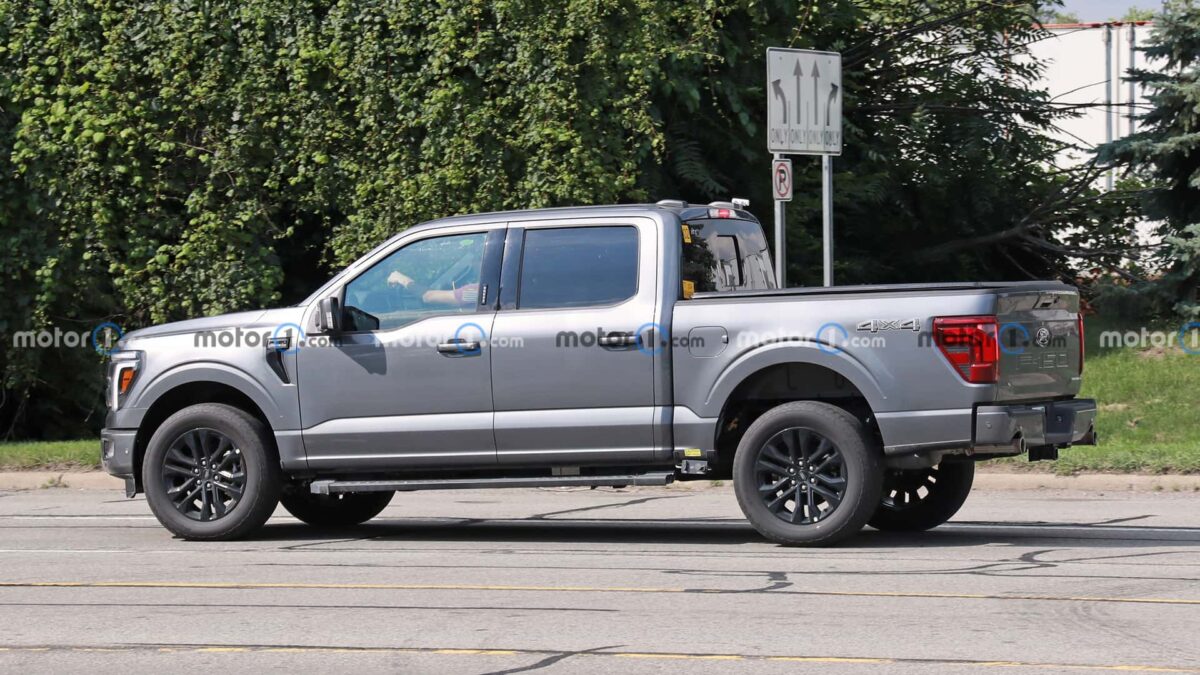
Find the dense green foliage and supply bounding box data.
[1101,0,1200,319]
[1,0,1140,438]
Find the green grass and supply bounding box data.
[987,342,1200,475]
[0,439,99,471]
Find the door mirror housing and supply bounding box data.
[315,296,342,335]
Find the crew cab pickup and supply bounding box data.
[102,201,1097,545]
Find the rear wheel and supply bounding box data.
[280,491,394,527]
[869,460,974,532]
[733,401,883,546]
[143,403,281,541]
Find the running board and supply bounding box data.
[309,472,675,495]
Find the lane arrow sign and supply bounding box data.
[811,61,821,125]
[771,78,788,125]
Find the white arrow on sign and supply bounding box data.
[766,48,841,156]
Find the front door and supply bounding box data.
[298,225,503,471]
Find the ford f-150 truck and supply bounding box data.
[102,201,1097,545]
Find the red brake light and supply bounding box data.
[933,316,999,384]
[1077,315,1085,374]
[709,208,732,219]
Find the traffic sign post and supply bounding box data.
[771,157,793,287]
[766,48,841,287]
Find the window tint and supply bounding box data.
[518,226,638,309]
[342,232,485,331]
[681,219,775,293]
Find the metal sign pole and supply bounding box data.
[773,152,786,288]
[822,155,833,287]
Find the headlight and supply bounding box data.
[107,351,143,411]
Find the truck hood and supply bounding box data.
[120,307,305,344]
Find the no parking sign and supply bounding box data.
[772,158,793,202]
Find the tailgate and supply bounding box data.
[994,288,1083,401]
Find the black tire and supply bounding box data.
[142,403,282,541]
[733,401,884,546]
[869,460,974,532]
[280,491,394,527]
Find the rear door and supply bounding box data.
[488,218,662,466]
[994,288,1084,401]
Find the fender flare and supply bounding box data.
[133,361,288,430]
[701,341,891,420]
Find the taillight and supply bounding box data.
[708,208,732,218]
[1077,315,1085,374]
[933,316,999,384]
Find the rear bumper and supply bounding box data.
[974,398,1097,449]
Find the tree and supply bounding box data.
[0,0,1144,438]
[1118,7,1157,22]
[1100,0,1200,318]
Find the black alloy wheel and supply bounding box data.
[755,427,847,525]
[869,460,975,532]
[161,428,247,521]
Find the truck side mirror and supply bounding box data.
[316,297,342,335]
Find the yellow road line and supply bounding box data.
[0,644,1194,672]
[1,580,1198,606]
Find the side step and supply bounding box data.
[310,472,675,495]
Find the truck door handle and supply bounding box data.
[598,332,639,348]
[437,339,481,355]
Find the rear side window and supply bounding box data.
[682,219,775,293]
[518,226,638,309]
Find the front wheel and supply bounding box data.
[869,460,975,532]
[280,491,394,527]
[142,403,282,541]
[733,401,884,546]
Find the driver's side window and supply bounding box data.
[342,232,486,332]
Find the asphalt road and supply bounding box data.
[0,483,1198,674]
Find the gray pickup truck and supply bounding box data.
[102,201,1096,545]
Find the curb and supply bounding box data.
[0,471,1197,493]
[0,472,124,491]
[973,471,1200,492]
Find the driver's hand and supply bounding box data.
[388,271,413,288]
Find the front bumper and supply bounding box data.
[974,398,1097,449]
[101,429,137,478]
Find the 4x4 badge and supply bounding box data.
[856,318,920,333]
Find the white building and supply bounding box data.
[1029,22,1161,188]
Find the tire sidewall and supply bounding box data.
[733,402,883,546]
[143,403,280,540]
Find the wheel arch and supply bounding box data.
[131,370,280,493]
[704,347,890,478]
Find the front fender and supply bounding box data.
[122,361,295,431]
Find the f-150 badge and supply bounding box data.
[856,318,921,333]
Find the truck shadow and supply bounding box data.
[256,517,1200,549]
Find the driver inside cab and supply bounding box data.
[386,270,478,308]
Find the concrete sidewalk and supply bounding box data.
[2,470,1198,492]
